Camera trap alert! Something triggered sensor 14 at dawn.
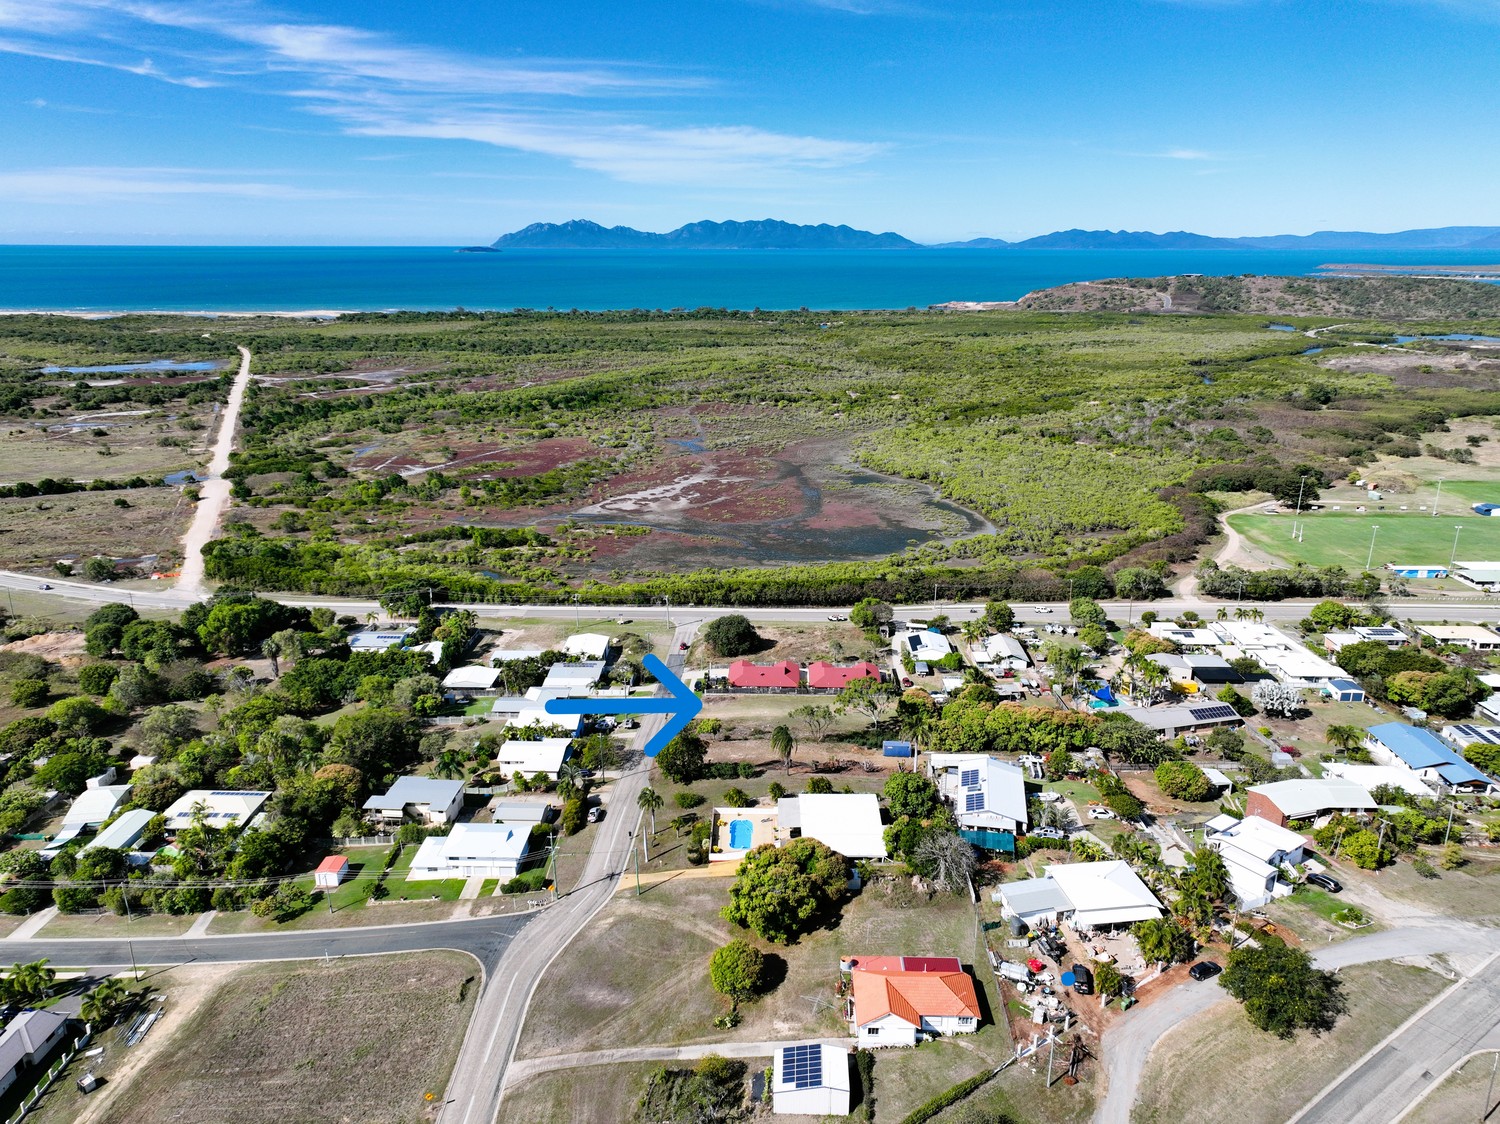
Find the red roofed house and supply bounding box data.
[727,659,802,690]
[845,956,981,1047]
[314,855,350,889]
[807,661,882,691]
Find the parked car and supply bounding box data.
[827,615,847,621]
[1088,807,1116,820]
[1069,963,1094,994]
[1306,872,1342,893]
[587,806,604,823]
[900,676,913,687]
[37,583,51,590]
[1188,961,1222,982]
[678,642,688,650]
[615,617,632,624]
[1030,827,1068,841]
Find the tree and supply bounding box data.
[1185,847,1231,903]
[1324,724,1365,755]
[656,729,708,784]
[913,831,977,894]
[983,600,1015,632]
[84,602,138,657]
[789,704,834,743]
[638,786,664,835]
[1132,918,1193,965]
[1251,680,1303,719]
[80,977,129,1028]
[7,958,55,1003]
[1155,760,1212,802]
[46,694,108,736]
[325,707,418,778]
[770,725,796,774]
[76,663,120,696]
[434,750,466,780]
[561,797,586,835]
[835,677,899,727]
[1339,828,1390,869]
[1069,597,1108,630]
[1043,748,1077,781]
[722,838,848,943]
[708,939,766,1010]
[1220,944,1345,1038]
[1094,960,1124,999]
[850,597,893,632]
[884,772,942,819]
[1308,600,1362,633]
[139,703,200,755]
[392,673,442,716]
[701,614,761,657]
[805,776,833,794]
[1114,567,1167,600]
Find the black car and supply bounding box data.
[1306,872,1343,893]
[1069,963,1094,995]
[1188,961,1222,982]
[1039,937,1068,963]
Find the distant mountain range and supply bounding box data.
[483,219,1500,252]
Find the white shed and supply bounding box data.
[772,1043,851,1116]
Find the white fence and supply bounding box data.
[6,1025,91,1124]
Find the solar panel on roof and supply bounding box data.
[959,768,980,788]
[1187,704,1237,722]
[965,790,986,812]
[781,1044,822,1089]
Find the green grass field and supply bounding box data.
[1229,510,1500,571]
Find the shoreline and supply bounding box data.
[0,308,354,319]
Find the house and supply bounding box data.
[1452,563,1500,592]
[1385,564,1448,580]
[407,823,530,881]
[1146,652,1238,688]
[777,793,887,858]
[846,956,980,1048]
[43,781,134,852]
[542,661,606,693]
[414,640,445,664]
[348,627,414,653]
[1323,677,1366,703]
[806,661,882,691]
[772,1043,851,1116]
[1441,723,1500,753]
[0,1010,70,1098]
[442,665,500,693]
[1146,624,1220,648]
[562,632,612,661]
[362,776,465,827]
[1364,723,1497,793]
[82,807,156,854]
[892,629,953,665]
[727,659,801,690]
[972,634,1029,670]
[489,687,584,735]
[1415,624,1500,651]
[927,753,1028,834]
[1353,625,1409,647]
[1114,702,1242,739]
[494,737,574,779]
[997,861,1164,930]
[161,789,270,833]
[1209,621,1348,691]
[1245,778,1378,826]
[313,855,349,889]
[488,801,555,826]
[1320,761,1436,799]
[1204,814,1306,908]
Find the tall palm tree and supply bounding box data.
[557,761,586,803]
[1216,606,1228,622]
[10,958,54,1002]
[637,786,663,837]
[1233,607,1248,622]
[1325,724,1365,756]
[770,725,796,775]
[1137,659,1170,704]
[960,619,986,645]
[81,978,128,1028]
[261,636,282,678]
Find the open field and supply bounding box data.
[1331,848,1500,923]
[1229,510,1500,572]
[1405,1049,1500,1124]
[0,406,211,486]
[0,486,192,571]
[1131,963,1447,1124]
[30,954,478,1124]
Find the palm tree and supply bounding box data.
[434,750,466,780]
[1325,724,1365,756]
[9,958,54,1002]
[81,978,128,1028]
[1233,607,1249,622]
[1216,606,1228,622]
[960,619,986,645]
[637,787,664,857]
[770,725,796,775]
[557,761,586,802]
[261,636,281,677]
[1137,659,1170,704]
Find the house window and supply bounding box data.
[866,1027,879,1037]
[958,1017,974,1027]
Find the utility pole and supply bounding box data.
[1444,800,1457,846]
[1366,525,1380,571]
[1433,477,1445,517]
[128,939,139,983]
[1483,1051,1499,1124]
[1452,525,1465,568]
[1294,474,1308,538]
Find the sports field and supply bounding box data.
[1228,511,1500,572]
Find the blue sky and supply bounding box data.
[0,0,1496,244]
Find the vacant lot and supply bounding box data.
[0,406,211,486]
[66,953,478,1124]
[0,486,191,570]
[1131,963,1446,1124]
[1332,850,1500,923]
[1405,1048,1500,1124]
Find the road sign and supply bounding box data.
[543,653,701,758]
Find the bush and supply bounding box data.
[561,797,586,835]
[701,614,761,657]
[77,663,120,696]
[895,1069,996,1124]
[722,837,848,943]
[722,787,756,807]
[9,679,48,708]
[1155,760,1211,802]
[502,868,548,894]
[674,791,705,809]
[806,776,834,794]
[708,938,766,1008]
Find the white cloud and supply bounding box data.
[0,165,349,203]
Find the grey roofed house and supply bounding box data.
[994,876,1073,924]
[489,802,555,825]
[0,1009,70,1097]
[1116,703,1242,737]
[363,776,465,824]
[927,753,1029,833]
[1181,654,1239,682]
[83,807,157,853]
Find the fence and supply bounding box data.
[6,1025,91,1124]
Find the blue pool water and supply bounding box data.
[729,819,753,850]
[41,359,223,373]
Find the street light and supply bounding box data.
[1366,525,1380,571]
[1451,525,1464,568]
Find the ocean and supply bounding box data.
[1,244,1498,313]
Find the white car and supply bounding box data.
[1032,606,1053,614]
[1087,807,1115,820]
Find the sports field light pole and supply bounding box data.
[1433,478,1445,517]
[1366,525,1380,571]
[1293,474,1309,538]
[1451,526,1465,568]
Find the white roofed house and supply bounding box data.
[442,665,501,695]
[1204,815,1307,908]
[562,632,613,661]
[926,753,1028,834]
[997,861,1164,931]
[542,661,606,693]
[1146,624,1220,648]
[489,687,585,736]
[893,629,953,665]
[777,793,887,858]
[1415,624,1500,652]
[362,776,465,827]
[43,782,134,853]
[495,737,575,780]
[971,634,1029,670]
[161,789,270,834]
[407,822,530,881]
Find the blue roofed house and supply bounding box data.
[1364,723,1497,794]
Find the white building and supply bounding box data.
[1452,563,1500,592]
[892,629,953,665]
[1211,620,1347,692]
[997,861,1164,930]
[562,632,613,660]
[490,647,547,663]
[495,737,575,779]
[777,793,887,859]
[772,1043,851,1116]
[0,1010,70,1098]
[971,634,1028,670]
[1320,761,1436,799]
[1146,624,1220,648]
[45,782,134,852]
[927,753,1028,833]
[847,956,980,1048]
[161,789,270,833]
[347,627,413,652]
[442,665,500,692]
[83,807,156,854]
[1415,624,1500,652]
[542,661,606,692]
[1204,814,1306,908]
[407,822,531,881]
[362,776,465,826]
[489,687,585,735]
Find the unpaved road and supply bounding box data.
[176,344,251,598]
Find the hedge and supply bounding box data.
[897,1068,996,1124]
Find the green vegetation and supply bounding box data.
[1220,944,1346,1037]
[1231,510,1500,572]
[721,837,848,943]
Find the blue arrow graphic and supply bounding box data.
[544,653,702,758]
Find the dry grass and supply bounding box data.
[38,912,197,939]
[501,1061,660,1124]
[1333,851,1500,924]
[1131,963,1447,1124]
[64,953,480,1124]
[0,407,210,486]
[1404,1049,1500,1124]
[0,486,192,570]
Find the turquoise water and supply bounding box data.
[4,245,1500,312]
[1394,334,1500,343]
[729,819,752,849]
[41,359,223,373]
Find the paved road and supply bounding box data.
[1291,953,1500,1124]
[438,620,699,1124]
[176,344,253,597]
[1093,924,1500,1124]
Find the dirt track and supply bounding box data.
[175,345,251,598]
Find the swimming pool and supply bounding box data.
[729,819,753,850]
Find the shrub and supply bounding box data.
[76,663,120,696]
[1155,760,1212,802]
[806,776,834,794]
[701,614,761,657]
[708,939,766,1009]
[9,679,48,708]
[561,797,586,835]
[722,787,755,807]
[674,791,705,809]
[502,868,548,894]
[722,838,848,943]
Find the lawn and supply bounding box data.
[35,911,197,939]
[1404,1049,1500,1124]
[501,1062,663,1124]
[1264,888,1377,943]
[1330,849,1500,923]
[29,954,479,1124]
[1131,963,1447,1124]
[1228,509,1500,572]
